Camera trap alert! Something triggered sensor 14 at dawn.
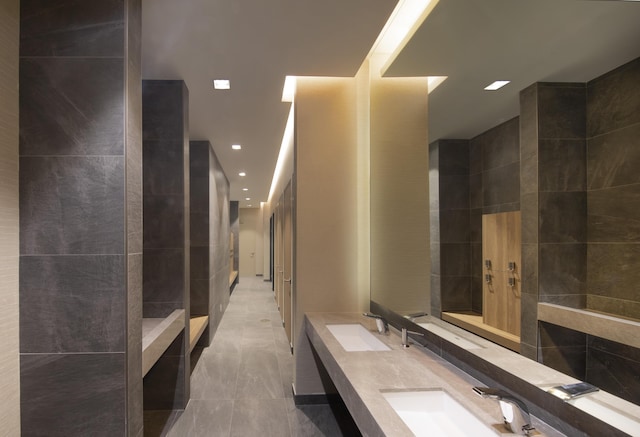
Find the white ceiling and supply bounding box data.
[141,0,640,208]
[141,0,397,207]
[385,0,640,142]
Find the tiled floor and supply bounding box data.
[165,276,353,437]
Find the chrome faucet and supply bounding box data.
[473,387,535,435]
[363,312,389,334]
[401,327,424,348]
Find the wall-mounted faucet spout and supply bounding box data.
[473,387,535,436]
[363,312,389,334]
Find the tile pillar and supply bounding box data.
[428,139,471,315]
[190,140,231,346]
[19,1,142,435]
[142,80,190,413]
[519,82,587,360]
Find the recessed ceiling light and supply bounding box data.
[213,79,230,90]
[484,80,510,91]
[245,197,251,201]
[239,172,246,177]
[242,188,248,191]
[232,144,242,150]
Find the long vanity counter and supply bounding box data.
[304,312,564,437]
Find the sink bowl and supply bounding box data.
[570,396,640,437]
[326,324,391,352]
[418,323,483,350]
[382,389,497,437]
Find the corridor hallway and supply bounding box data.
[158,276,358,436]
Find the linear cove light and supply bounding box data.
[484,80,510,91]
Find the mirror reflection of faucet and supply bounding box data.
[401,327,424,348]
[363,312,389,334]
[473,387,535,436]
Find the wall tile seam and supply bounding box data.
[586,181,640,192]
[537,189,587,193]
[20,351,127,356]
[481,159,521,172]
[19,56,125,60]
[18,154,127,158]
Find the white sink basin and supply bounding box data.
[382,389,497,437]
[418,323,483,350]
[326,324,391,352]
[570,396,640,437]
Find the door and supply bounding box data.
[482,211,521,337]
[283,180,293,346]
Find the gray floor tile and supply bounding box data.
[235,350,284,399]
[190,352,240,400]
[229,398,291,437]
[167,400,233,437]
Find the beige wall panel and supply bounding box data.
[239,208,260,277]
[370,74,430,315]
[0,0,21,433]
[294,77,359,394]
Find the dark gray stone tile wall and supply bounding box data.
[142,80,190,414]
[429,140,472,314]
[19,1,142,435]
[189,140,231,345]
[586,57,640,320]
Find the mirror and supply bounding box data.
[370,0,640,419]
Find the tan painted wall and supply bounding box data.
[369,61,430,315]
[239,208,260,277]
[0,0,21,433]
[294,77,361,394]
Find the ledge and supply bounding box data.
[537,303,640,350]
[442,311,520,352]
[189,315,209,352]
[229,270,238,287]
[142,309,185,377]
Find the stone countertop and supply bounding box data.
[304,312,565,437]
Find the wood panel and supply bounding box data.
[482,211,521,337]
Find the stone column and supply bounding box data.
[19,1,142,435]
[519,82,587,360]
[142,80,190,414]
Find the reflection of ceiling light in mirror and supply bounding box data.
[484,80,510,91]
[232,144,242,150]
[282,76,297,102]
[428,76,447,93]
[373,0,437,56]
[268,105,294,203]
[239,172,246,176]
[213,79,230,89]
[245,197,251,201]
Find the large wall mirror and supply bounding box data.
[370,0,640,429]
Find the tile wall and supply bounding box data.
[142,80,190,414]
[190,140,231,345]
[18,1,142,435]
[429,118,520,315]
